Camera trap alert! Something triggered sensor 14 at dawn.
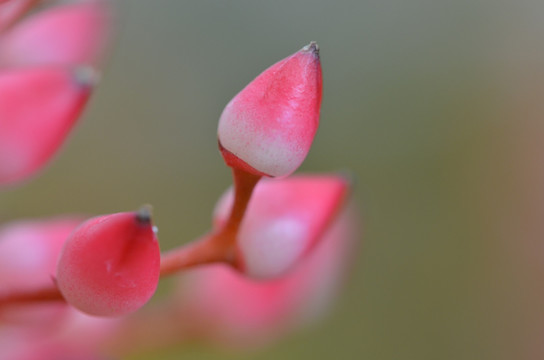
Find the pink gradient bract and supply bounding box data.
[0,217,81,290]
[0,1,110,67]
[177,209,355,346]
[0,0,110,186]
[214,175,349,278]
[0,67,93,185]
[0,217,81,326]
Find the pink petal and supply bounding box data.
[178,209,356,346]
[0,66,96,185]
[0,1,111,67]
[0,217,82,327]
[214,175,349,278]
[0,217,81,289]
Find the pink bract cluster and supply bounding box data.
[0,0,108,185]
[176,187,355,347]
[0,1,357,358]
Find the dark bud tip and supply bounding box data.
[136,204,153,225]
[302,41,320,58]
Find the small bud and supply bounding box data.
[0,1,110,67]
[56,210,160,317]
[213,175,348,279]
[0,67,94,185]
[218,42,322,177]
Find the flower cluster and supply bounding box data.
[0,1,356,358]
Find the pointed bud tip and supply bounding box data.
[72,66,100,88]
[302,41,320,58]
[136,205,153,225]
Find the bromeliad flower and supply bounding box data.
[0,25,358,357]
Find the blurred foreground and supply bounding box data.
[2,1,544,359]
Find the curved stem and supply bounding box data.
[0,284,64,306]
[223,167,261,235]
[159,232,221,277]
[0,168,261,308]
[160,168,261,276]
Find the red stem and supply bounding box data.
[160,168,261,276]
[0,285,64,305]
[0,168,261,308]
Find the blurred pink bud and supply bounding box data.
[214,175,349,278]
[56,210,160,317]
[0,1,111,67]
[177,209,355,346]
[218,42,322,177]
[54,307,121,350]
[0,302,121,359]
[0,217,81,326]
[0,66,96,185]
[0,0,38,31]
[0,218,81,289]
[0,338,112,360]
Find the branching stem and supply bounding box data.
[0,168,261,309]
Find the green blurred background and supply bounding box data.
[3,0,544,359]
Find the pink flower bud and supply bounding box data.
[0,218,81,326]
[217,42,322,177]
[0,218,81,290]
[56,210,160,317]
[0,1,111,67]
[0,66,96,185]
[213,175,349,279]
[177,209,356,346]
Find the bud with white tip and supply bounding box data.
[218,42,322,177]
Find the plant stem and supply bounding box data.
[159,232,221,277]
[0,168,261,308]
[160,168,261,276]
[0,285,64,306]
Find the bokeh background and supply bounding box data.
[2,0,544,359]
